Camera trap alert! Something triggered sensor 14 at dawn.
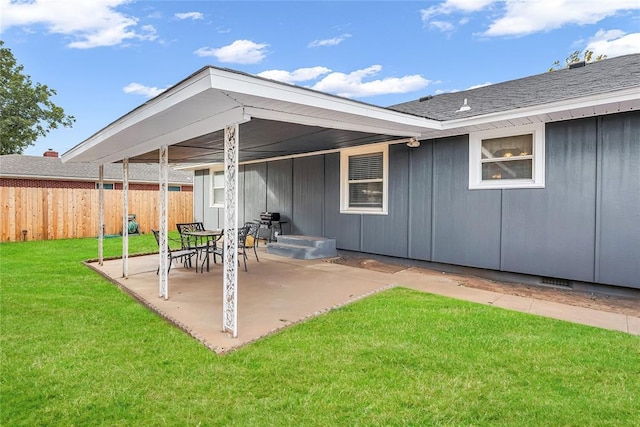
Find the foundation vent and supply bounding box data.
[541,277,572,288]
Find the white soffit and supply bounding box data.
[63,67,441,164]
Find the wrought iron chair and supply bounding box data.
[237,224,251,272]
[241,221,261,262]
[176,222,206,251]
[151,229,197,274]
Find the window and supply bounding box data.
[95,183,114,190]
[469,124,545,189]
[210,169,224,207]
[340,144,388,214]
[168,185,181,192]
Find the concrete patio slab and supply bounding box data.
[89,249,640,354]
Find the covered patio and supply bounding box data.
[89,250,397,353]
[62,66,443,338]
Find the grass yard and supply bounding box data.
[1,235,639,426]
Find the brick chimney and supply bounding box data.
[43,149,59,158]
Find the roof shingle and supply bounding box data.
[0,154,193,184]
[388,53,640,121]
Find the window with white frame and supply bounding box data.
[210,169,224,207]
[340,144,388,214]
[469,123,545,189]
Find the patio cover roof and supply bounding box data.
[61,56,640,166]
[62,66,441,165]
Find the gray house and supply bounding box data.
[63,54,639,334]
[190,54,640,291]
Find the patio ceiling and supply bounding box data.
[61,66,441,165]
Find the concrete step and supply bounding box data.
[276,235,336,249]
[267,237,337,260]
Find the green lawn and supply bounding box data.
[1,236,639,426]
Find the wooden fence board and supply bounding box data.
[0,188,194,242]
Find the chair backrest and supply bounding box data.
[151,229,177,255]
[244,222,260,247]
[151,229,161,246]
[237,224,250,244]
[176,222,205,248]
[176,222,205,234]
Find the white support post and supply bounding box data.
[98,164,104,266]
[122,158,129,278]
[159,146,169,299]
[223,123,239,338]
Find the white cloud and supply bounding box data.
[421,0,640,37]
[308,33,351,48]
[0,0,158,48]
[258,67,332,84]
[486,0,640,36]
[585,29,640,58]
[310,65,431,98]
[175,12,203,20]
[194,39,269,64]
[123,82,166,98]
[430,21,455,32]
[421,0,495,22]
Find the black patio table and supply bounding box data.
[182,229,223,273]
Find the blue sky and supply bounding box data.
[1,0,639,157]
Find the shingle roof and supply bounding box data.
[388,53,640,121]
[0,154,193,184]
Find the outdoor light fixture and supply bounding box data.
[406,137,420,148]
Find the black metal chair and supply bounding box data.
[176,222,206,250]
[151,229,197,274]
[237,224,251,272]
[241,221,260,262]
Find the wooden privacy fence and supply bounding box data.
[0,187,193,242]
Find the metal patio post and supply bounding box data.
[159,146,169,299]
[223,124,239,337]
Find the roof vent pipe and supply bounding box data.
[457,98,471,112]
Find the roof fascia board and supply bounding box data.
[69,106,250,164]
[63,69,215,163]
[440,87,640,130]
[209,68,441,129]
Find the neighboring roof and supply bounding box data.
[0,154,193,184]
[389,53,640,121]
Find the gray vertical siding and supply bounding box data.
[362,144,410,257]
[597,112,640,287]
[194,110,640,289]
[266,159,293,234]
[292,156,324,236]
[237,165,245,226]
[243,163,267,222]
[193,169,206,223]
[408,140,433,260]
[432,136,502,270]
[501,119,598,282]
[323,153,361,250]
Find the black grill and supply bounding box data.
[260,212,280,222]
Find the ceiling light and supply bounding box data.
[406,137,420,148]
